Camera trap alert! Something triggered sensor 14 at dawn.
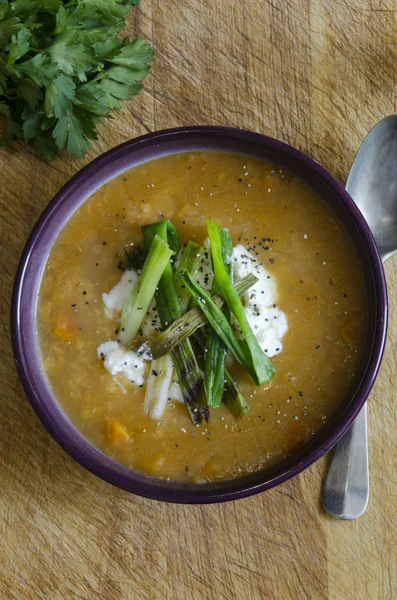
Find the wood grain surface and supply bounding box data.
[1,1,397,598]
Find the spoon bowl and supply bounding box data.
[346,115,397,260]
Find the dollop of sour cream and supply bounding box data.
[102,270,138,313]
[102,269,159,337]
[97,341,146,386]
[232,245,288,357]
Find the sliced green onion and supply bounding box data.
[142,221,207,424]
[119,234,173,345]
[136,273,258,359]
[144,354,174,419]
[207,220,275,385]
[223,370,249,418]
[204,228,233,408]
[124,244,147,271]
[193,328,248,418]
[179,269,275,385]
[142,220,181,255]
[174,241,204,314]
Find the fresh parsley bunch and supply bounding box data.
[0,0,153,160]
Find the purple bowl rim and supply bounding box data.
[11,125,388,503]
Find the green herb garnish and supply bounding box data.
[120,234,172,345]
[179,268,275,386]
[0,0,153,160]
[223,369,249,418]
[207,220,275,385]
[174,240,204,314]
[204,228,233,408]
[136,273,258,359]
[142,220,208,425]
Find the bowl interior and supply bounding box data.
[12,127,387,502]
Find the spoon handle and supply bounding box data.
[322,403,369,519]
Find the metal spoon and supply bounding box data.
[322,115,397,519]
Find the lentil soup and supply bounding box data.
[37,151,366,482]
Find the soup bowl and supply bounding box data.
[11,126,388,503]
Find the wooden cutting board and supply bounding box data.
[1,1,396,598]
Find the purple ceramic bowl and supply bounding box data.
[11,127,388,503]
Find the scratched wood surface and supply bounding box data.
[1,1,397,598]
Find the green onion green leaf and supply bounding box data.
[119,234,172,345]
[207,220,275,385]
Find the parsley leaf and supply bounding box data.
[0,1,8,21]
[19,54,59,86]
[8,28,31,64]
[17,78,43,110]
[53,109,90,157]
[0,0,153,160]
[108,39,154,71]
[47,33,93,81]
[0,18,23,51]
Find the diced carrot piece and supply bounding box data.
[53,312,78,342]
[290,421,306,449]
[106,419,129,443]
